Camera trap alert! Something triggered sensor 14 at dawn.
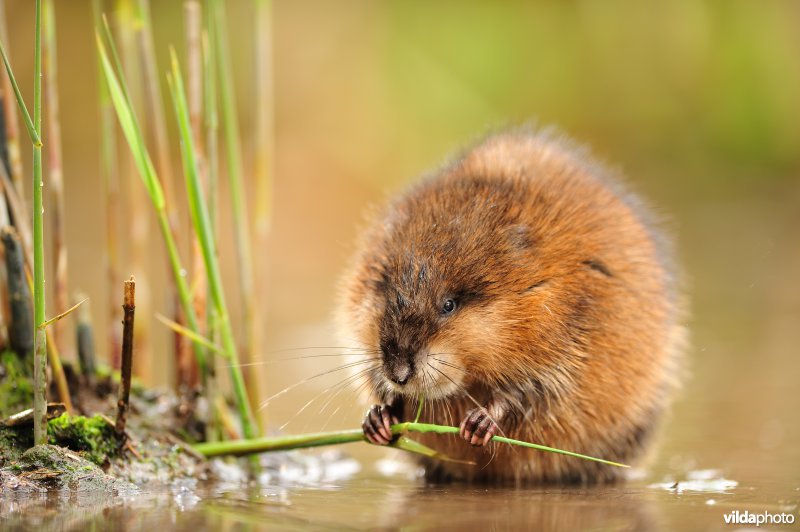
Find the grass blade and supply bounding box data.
[155,313,227,359]
[0,39,41,147]
[39,298,87,330]
[95,32,164,210]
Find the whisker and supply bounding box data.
[316,365,377,419]
[319,403,344,431]
[257,358,379,411]
[430,357,468,373]
[227,352,378,369]
[279,366,377,430]
[269,346,381,354]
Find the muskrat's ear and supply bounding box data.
[504,224,535,251]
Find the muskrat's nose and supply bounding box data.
[387,360,412,385]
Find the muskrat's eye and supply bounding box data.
[441,298,457,315]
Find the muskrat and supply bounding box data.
[337,130,686,484]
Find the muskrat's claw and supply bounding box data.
[362,404,398,445]
[460,407,499,446]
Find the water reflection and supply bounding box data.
[13,464,794,532]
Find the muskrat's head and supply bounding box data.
[339,173,570,402]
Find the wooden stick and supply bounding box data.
[115,276,136,438]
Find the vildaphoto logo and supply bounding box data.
[723,510,795,526]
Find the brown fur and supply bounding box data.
[337,130,686,484]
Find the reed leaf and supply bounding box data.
[0,39,41,147]
[95,28,208,381]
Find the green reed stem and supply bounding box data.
[0,1,47,442]
[191,422,630,468]
[167,50,256,441]
[31,0,46,446]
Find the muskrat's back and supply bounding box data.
[338,130,686,484]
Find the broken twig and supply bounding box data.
[115,276,136,438]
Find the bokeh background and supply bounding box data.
[2,0,798,493]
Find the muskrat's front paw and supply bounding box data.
[459,408,499,446]
[362,404,398,445]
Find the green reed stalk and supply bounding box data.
[208,0,261,416]
[167,50,256,440]
[31,0,46,446]
[96,30,208,383]
[192,422,630,468]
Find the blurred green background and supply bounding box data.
[2,0,798,488]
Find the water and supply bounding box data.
[1,466,796,531]
[3,192,798,531]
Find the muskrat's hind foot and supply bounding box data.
[459,407,500,446]
[362,404,399,445]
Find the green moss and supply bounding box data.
[0,425,32,466]
[0,350,33,419]
[47,414,120,466]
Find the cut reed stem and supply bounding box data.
[115,276,136,438]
